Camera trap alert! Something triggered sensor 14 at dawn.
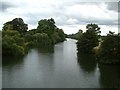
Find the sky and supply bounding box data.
[0,0,119,35]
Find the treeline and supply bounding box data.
[2,18,65,56]
[76,24,119,64]
[66,29,83,40]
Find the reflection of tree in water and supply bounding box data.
[2,45,54,67]
[2,56,24,67]
[77,53,97,73]
[37,45,54,53]
[99,64,120,88]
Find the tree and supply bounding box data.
[53,28,65,43]
[86,24,101,34]
[2,18,28,34]
[2,18,66,56]
[37,18,65,44]
[98,31,119,64]
[2,30,26,56]
[67,29,83,40]
[37,18,56,35]
[77,24,100,54]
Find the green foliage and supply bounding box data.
[98,32,119,64]
[2,18,119,65]
[37,18,56,36]
[2,18,65,56]
[32,33,52,47]
[67,30,83,40]
[2,18,28,34]
[37,18,65,44]
[77,24,119,65]
[77,24,100,54]
[86,24,101,34]
[2,30,26,56]
[53,29,66,44]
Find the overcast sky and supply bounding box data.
[0,0,119,35]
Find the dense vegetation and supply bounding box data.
[2,18,65,56]
[2,18,119,64]
[98,31,120,64]
[2,30,29,56]
[77,24,100,54]
[76,24,119,64]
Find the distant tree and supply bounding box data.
[77,29,83,39]
[67,29,83,40]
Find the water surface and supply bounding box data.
[2,39,120,88]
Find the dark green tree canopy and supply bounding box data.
[86,24,101,34]
[77,24,100,54]
[2,18,28,34]
[2,18,65,56]
[98,32,119,64]
[37,18,56,35]
[86,24,100,30]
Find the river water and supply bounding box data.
[2,39,120,88]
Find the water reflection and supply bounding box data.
[37,46,54,53]
[2,48,55,88]
[99,64,120,88]
[2,56,24,67]
[2,39,120,88]
[77,53,97,73]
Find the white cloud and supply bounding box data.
[58,25,87,34]
[0,0,119,35]
[58,24,118,35]
[64,3,118,24]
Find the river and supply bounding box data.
[2,39,120,88]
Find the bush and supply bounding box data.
[98,32,119,64]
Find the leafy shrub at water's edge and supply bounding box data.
[2,18,66,56]
[2,18,119,65]
[76,24,119,64]
[77,24,100,54]
[98,31,120,64]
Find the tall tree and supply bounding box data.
[37,18,56,36]
[77,24,101,54]
[98,31,119,64]
[2,18,28,34]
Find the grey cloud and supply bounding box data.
[0,1,16,12]
[106,2,118,12]
[62,14,117,26]
[74,2,119,12]
[1,1,118,31]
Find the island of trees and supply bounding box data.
[75,24,119,64]
[2,18,65,56]
[2,18,119,65]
